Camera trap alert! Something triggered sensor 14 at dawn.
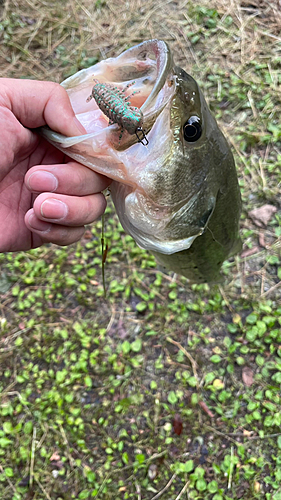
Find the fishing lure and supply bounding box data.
[86,79,148,145]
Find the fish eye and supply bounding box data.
[183,116,202,142]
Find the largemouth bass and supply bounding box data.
[41,39,241,282]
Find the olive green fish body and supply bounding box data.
[153,166,242,282]
[152,68,242,281]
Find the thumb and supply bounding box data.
[0,78,86,137]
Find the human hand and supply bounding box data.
[0,78,111,252]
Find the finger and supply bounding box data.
[25,209,85,246]
[32,192,107,226]
[25,162,111,196]
[0,78,85,137]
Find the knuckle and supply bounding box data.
[50,82,64,96]
[87,194,105,221]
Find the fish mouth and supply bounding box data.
[40,40,176,151]
[39,40,208,257]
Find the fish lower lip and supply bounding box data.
[137,233,203,255]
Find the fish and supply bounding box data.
[41,39,241,283]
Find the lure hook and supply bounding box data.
[136,127,149,146]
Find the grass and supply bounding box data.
[0,0,281,499]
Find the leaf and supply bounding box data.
[121,340,131,354]
[84,375,92,388]
[196,479,207,491]
[56,370,66,383]
[242,367,254,387]
[0,437,12,447]
[131,339,142,352]
[4,467,13,477]
[246,313,258,324]
[23,421,33,435]
[188,376,198,387]
[204,372,216,384]
[241,246,260,258]
[122,452,129,464]
[172,414,183,435]
[256,355,264,367]
[272,373,281,383]
[3,422,13,434]
[249,204,277,228]
[136,453,145,464]
[184,460,194,472]
[210,355,221,363]
[213,379,224,389]
[208,480,218,493]
[12,285,20,296]
[136,301,147,313]
[198,401,214,418]
[168,391,178,404]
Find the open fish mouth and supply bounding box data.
[41,40,176,154]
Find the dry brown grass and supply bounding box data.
[1,0,281,78]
